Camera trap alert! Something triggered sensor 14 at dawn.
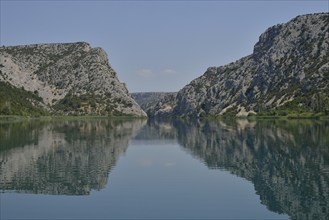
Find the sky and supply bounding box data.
[1,0,328,92]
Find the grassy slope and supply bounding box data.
[0,81,46,116]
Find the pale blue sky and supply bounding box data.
[1,0,328,92]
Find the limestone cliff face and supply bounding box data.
[0,42,146,117]
[150,13,329,117]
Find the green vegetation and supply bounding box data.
[0,82,140,117]
[53,92,99,112]
[4,46,36,56]
[0,82,46,116]
[221,106,239,118]
[255,93,329,118]
[53,92,137,117]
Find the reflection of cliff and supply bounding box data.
[174,119,329,220]
[0,119,146,195]
[134,119,177,141]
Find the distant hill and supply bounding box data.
[149,13,329,118]
[0,42,146,117]
[131,92,177,117]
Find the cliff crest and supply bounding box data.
[0,42,146,116]
[148,13,329,118]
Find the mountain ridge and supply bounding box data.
[147,12,329,118]
[0,42,146,117]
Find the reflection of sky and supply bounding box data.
[103,142,288,219]
[1,140,288,219]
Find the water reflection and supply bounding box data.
[145,119,329,220]
[1,118,328,219]
[0,119,146,195]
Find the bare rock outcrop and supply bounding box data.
[0,42,146,117]
[150,13,329,118]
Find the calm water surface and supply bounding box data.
[0,118,328,219]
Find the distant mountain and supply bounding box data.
[131,92,177,117]
[149,13,329,118]
[0,42,146,117]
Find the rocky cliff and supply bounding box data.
[150,13,329,118]
[0,42,146,117]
